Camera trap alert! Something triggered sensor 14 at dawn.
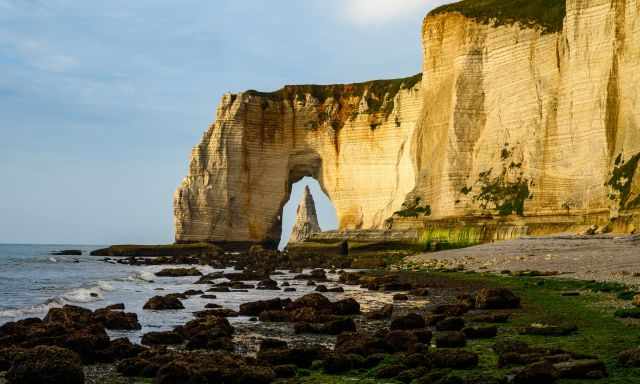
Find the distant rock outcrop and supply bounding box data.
[289,186,321,243]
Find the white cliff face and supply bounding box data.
[176,0,640,244]
[174,77,423,243]
[289,186,321,243]
[413,0,640,222]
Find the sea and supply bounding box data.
[0,244,393,344]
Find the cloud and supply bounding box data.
[343,0,445,26]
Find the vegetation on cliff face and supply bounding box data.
[245,73,422,118]
[430,0,566,34]
[606,152,640,210]
[393,197,431,218]
[463,144,533,216]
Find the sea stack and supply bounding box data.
[290,186,321,243]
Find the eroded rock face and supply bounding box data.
[289,186,321,243]
[175,0,640,244]
[174,76,422,243]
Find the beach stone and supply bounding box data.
[328,286,345,292]
[335,333,389,356]
[513,361,558,384]
[475,288,520,309]
[466,313,510,323]
[429,349,479,369]
[393,294,409,301]
[390,313,425,330]
[141,331,184,346]
[284,287,296,292]
[462,325,498,339]
[272,364,297,378]
[260,338,288,351]
[323,353,354,374]
[102,303,125,310]
[93,308,141,330]
[200,294,217,299]
[143,295,184,310]
[618,348,640,367]
[384,330,421,352]
[183,289,204,296]
[553,359,607,379]
[257,279,279,290]
[257,347,324,368]
[94,338,145,363]
[288,293,332,311]
[518,323,577,336]
[155,267,202,277]
[374,363,405,379]
[6,345,84,384]
[239,298,285,316]
[633,294,640,307]
[258,310,289,322]
[315,285,328,292]
[435,331,466,348]
[435,317,465,331]
[333,298,360,315]
[366,304,393,320]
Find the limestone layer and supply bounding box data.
[175,0,640,244]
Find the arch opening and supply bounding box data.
[278,176,338,250]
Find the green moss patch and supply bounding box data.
[606,152,640,210]
[430,0,566,34]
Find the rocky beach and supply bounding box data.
[1,243,640,384]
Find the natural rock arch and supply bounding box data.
[174,79,423,244]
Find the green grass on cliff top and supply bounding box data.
[430,0,566,33]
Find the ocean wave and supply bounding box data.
[0,297,65,319]
[128,271,155,282]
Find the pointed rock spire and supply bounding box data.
[290,186,321,243]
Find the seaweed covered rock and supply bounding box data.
[6,346,84,384]
[143,295,185,310]
[475,288,520,309]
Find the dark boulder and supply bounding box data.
[618,348,640,367]
[6,346,84,384]
[429,349,479,369]
[435,331,466,348]
[143,295,184,310]
[512,361,558,384]
[333,298,360,315]
[366,304,393,320]
[155,267,202,277]
[435,317,465,331]
[462,325,498,339]
[239,298,285,316]
[93,308,141,330]
[141,331,184,346]
[390,313,425,330]
[475,288,520,309]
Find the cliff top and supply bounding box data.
[244,73,422,116]
[430,0,566,33]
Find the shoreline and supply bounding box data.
[404,234,640,286]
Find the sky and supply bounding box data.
[0,0,450,245]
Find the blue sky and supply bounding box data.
[0,0,448,245]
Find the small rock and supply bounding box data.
[435,331,466,348]
[390,313,425,330]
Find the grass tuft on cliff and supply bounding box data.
[430,0,566,34]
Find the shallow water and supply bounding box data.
[0,244,432,346]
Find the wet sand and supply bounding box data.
[405,234,640,285]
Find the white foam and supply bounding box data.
[0,297,65,319]
[48,257,58,263]
[129,271,155,282]
[63,287,104,303]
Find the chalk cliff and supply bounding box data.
[175,0,640,244]
[174,76,423,243]
[289,186,321,243]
